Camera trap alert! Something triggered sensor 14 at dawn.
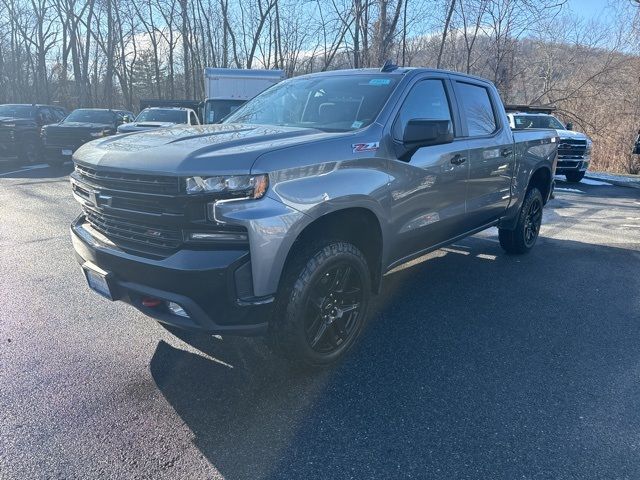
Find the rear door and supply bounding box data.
[453,80,514,228]
[386,75,471,263]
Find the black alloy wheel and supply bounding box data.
[523,195,543,248]
[18,143,38,164]
[498,187,544,254]
[268,241,372,367]
[304,262,364,355]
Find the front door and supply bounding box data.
[386,77,470,264]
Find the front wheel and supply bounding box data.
[17,142,39,164]
[46,158,66,168]
[268,241,371,368]
[499,187,544,254]
[565,171,585,183]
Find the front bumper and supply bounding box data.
[71,215,273,335]
[556,158,589,174]
[44,144,79,160]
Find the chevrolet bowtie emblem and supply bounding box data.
[98,194,113,207]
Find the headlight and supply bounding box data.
[185,174,268,199]
[89,130,105,138]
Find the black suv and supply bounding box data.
[42,109,133,166]
[0,104,67,163]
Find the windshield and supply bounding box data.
[513,114,565,130]
[136,109,187,123]
[65,109,115,124]
[0,105,35,118]
[223,75,398,132]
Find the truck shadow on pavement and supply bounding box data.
[0,161,73,179]
[150,235,640,480]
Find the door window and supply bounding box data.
[394,79,452,139]
[39,108,56,123]
[456,82,497,136]
[52,108,66,121]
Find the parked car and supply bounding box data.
[41,108,133,167]
[116,107,200,133]
[0,104,67,163]
[70,67,557,367]
[506,109,591,183]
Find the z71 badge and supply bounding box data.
[352,142,379,153]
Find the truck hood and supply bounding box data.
[0,117,36,127]
[74,123,343,176]
[47,122,110,130]
[555,129,590,141]
[120,122,178,132]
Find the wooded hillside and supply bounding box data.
[1,0,638,173]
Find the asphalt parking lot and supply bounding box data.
[1,160,639,479]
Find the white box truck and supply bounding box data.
[203,68,285,124]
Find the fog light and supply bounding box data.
[188,231,248,242]
[168,302,189,318]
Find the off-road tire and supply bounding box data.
[499,187,544,254]
[268,241,371,368]
[565,171,585,183]
[47,158,66,168]
[17,142,39,164]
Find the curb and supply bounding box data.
[584,174,640,190]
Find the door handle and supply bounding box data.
[450,154,467,165]
[501,148,513,157]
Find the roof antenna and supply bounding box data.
[380,59,399,73]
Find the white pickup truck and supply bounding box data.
[117,107,200,134]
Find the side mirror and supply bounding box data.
[403,119,453,146]
[566,122,573,131]
[397,119,453,161]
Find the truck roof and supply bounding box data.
[2,103,64,109]
[508,112,558,117]
[143,106,190,111]
[296,67,495,85]
[505,104,557,114]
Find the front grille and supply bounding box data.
[558,139,587,159]
[84,207,182,255]
[73,165,245,259]
[73,165,186,258]
[76,164,180,195]
[45,130,90,146]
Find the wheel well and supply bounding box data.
[528,167,552,204]
[283,208,384,293]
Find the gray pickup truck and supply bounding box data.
[70,67,558,367]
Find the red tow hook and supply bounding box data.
[141,297,163,308]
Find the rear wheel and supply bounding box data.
[565,171,585,183]
[17,142,39,164]
[499,187,543,254]
[268,241,371,368]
